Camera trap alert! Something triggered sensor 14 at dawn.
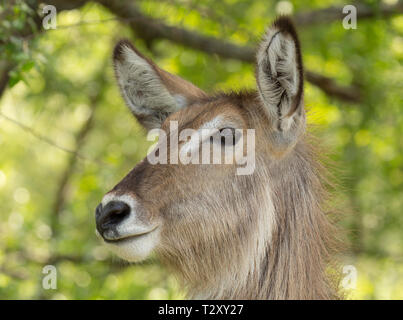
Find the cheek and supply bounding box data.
[161,195,232,239]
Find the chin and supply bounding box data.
[103,230,160,262]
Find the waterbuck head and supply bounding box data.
[95,17,340,299]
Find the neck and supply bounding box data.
[163,141,341,299]
[257,141,340,299]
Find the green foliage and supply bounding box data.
[0,0,40,87]
[0,0,402,299]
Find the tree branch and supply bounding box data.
[0,111,97,161]
[0,62,14,98]
[294,1,403,27]
[94,0,362,102]
[305,71,361,102]
[0,267,29,280]
[50,102,97,235]
[1,0,366,102]
[50,65,108,237]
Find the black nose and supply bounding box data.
[95,201,131,235]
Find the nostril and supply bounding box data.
[103,207,129,227]
[97,201,131,231]
[95,204,102,218]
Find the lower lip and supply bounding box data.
[103,228,157,244]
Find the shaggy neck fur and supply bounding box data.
[160,137,340,300]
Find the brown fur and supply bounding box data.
[104,17,343,299]
[109,92,342,299]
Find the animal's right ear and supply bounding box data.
[256,17,305,154]
[113,40,206,130]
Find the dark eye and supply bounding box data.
[219,127,236,146]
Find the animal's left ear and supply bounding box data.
[256,17,305,151]
[113,39,206,130]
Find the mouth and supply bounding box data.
[102,226,159,244]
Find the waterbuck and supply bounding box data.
[95,17,341,299]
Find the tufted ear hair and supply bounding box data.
[256,17,305,153]
[113,39,206,130]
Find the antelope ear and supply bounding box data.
[256,17,305,150]
[113,39,206,130]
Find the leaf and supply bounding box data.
[21,60,35,72]
[8,71,22,88]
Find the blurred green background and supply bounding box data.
[0,0,402,299]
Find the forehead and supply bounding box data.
[162,95,248,131]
